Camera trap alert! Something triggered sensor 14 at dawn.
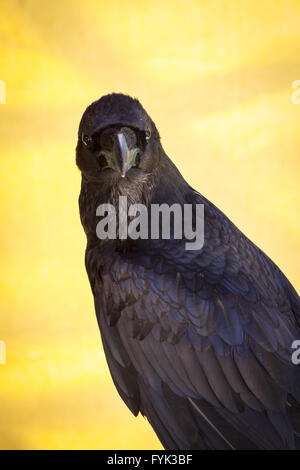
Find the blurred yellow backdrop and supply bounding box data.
[0,0,300,450]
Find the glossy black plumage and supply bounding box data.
[77,93,300,449]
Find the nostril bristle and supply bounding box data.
[134,152,141,167]
[98,154,108,168]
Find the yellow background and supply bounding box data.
[0,0,300,449]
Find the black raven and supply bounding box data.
[76,93,300,449]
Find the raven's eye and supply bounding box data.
[145,129,151,140]
[82,133,93,147]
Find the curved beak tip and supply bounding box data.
[116,131,139,178]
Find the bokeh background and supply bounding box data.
[0,0,300,450]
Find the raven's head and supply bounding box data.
[76,93,161,185]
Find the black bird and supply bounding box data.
[76,93,300,449]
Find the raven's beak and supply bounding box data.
[99,132,140,177]
[116,132,139,178]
